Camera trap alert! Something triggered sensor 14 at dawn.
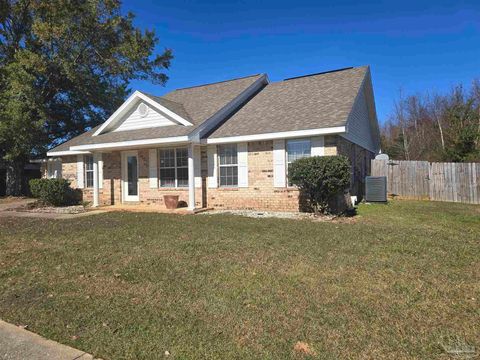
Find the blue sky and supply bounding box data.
[125,0,480,124]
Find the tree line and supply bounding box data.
[0,0,172,196]
[381,80,480,162]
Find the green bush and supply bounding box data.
[288,155,351,214]
[29,178,81,206]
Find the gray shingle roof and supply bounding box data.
[208,66,369,138]
[161,74,263,124]
[49,74,263,152]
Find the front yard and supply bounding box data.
[0,201,478,359]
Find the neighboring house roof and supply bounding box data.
[208,66,369,138]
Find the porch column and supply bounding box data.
[93,153,99,207]
[188,144,195,211]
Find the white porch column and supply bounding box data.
[93,154,99,207]
[188,144,196,211]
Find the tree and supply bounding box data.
[381,82,480,162]
[0,0,172,195]
[288,156,351,214]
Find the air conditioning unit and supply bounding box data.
[365,176,387,202]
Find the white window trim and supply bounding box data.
[158,147,189,188]
[218,144,239,188]
[84,155,94,188]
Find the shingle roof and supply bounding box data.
[161,74,263,124]
[208,66,369,138]
[49,74,263,152]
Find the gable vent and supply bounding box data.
[138,103,149,117]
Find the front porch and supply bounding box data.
[78,143,203,211]
[97,203,211,214]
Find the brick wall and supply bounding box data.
[54,135,373,211]
[61,150,202,208]
[206,141,302,211]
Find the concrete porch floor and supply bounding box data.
[98,204,211,214]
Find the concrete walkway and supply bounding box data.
[0,320,95,360]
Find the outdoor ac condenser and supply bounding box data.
[365,176,387,202]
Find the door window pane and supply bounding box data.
[127,155,138,196]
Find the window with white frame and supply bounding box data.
[47,159,62,179]
[286,138,311,186]
[159,147,188,187]
[84,155,94,188]
[218,144,238,187]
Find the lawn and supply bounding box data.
[0,200,478,359]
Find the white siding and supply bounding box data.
[112,101,175,132]
[342,85,376,153]
[273,139,286,187]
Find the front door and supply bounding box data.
[122,151,139,202]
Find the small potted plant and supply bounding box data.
[163,194,179,209]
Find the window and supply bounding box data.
[84,155,94,188]
[159,147,188,187]
[218,144,238,187]
[47,159,62,179]
[286,139,311,186]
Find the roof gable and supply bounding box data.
[93,91,193,136]
[208,66,369,139]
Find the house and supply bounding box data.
[45,66,380,211]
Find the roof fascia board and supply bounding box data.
[205,126,346,144]
[69,136,190,151]
[93,91,193,136]
[189,74,268,142]
[46,150,91,157]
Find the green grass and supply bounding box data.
[0,200,478,359]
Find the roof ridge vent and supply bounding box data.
[283,67,354,81]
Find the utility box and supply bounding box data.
[365,176,387,202]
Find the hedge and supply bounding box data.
[288,155,351,214]
[29,178,81,206]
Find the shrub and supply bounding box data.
[288,155,351,214]
[29,178,81,206]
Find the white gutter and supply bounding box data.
[46,150,91,157]
[205,126,346,144]
[69,135,190,151]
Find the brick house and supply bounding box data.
[45,66,380,212]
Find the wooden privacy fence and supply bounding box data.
[371,159,480,204]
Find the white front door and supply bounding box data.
[122,151,139,202]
